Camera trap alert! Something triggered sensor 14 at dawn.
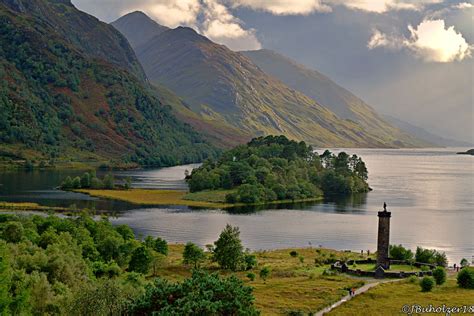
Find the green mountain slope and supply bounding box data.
[0,0,218,166]
[242,49,431,147]
[112,12,427,148]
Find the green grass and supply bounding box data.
[77,188,323,209]
[327,278,473,316]
[352,263,421,272]
[183,189,236,203]
[159,245,368,315]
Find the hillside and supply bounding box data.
[112,12,427,148]
[242,49,431,147]
[0,0,218,167]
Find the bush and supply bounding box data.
[415,247,447,267]
[457,268,474,289]
[247,272,256,281]
[260,267,271,282]
[244,254,258,270]
[408,275,418,284]
[128,270,259,315]
[290,250,298,257]
[432,267,446,285]
[419,276,434,292]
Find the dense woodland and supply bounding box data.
[187,136,370,204]
[0,2,218,167]
[0,214,259,315]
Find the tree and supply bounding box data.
[419,276,434,292]
[116,225,135,241]
[259,267,270,282]
[128,270,259,315]
[80,172,91,188]
[128,246,152,274]
[213,224,244,271]
[103,174,115,189]
[3,222,24,243]
[389,244,413,261]
[460,258,470,267]
[60,176,73,190]
[432,267,446,285]
[457,268,474,289]
[183,242,206,268]
[144,236,168,256]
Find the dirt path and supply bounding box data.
[315,279,402,316]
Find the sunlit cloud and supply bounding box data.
[202,0,262,50]
[368,19,473,62]
[333,0,442,13]
[228,0,331,15]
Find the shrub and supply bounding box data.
[408,275,418,284]
[432,267,446,285]
[260,267,271,282]
[290,250,298,257]
[419,276,434,292]
[128,271,259,315]
[299,256,305,264]
[457,267,474,289]
[460,258,469,267]
[244,254,257,270]
[247,272,256,281]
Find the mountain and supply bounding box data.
[241,49,430,147]
[112,12,427,148]
[383,115,472,147]
[0,0,218,166]
[111,11,169,49]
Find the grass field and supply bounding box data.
[76,188,323,209]
[327,277,473,316]
[0,201,71,212]
[352,263,422,272]
[160,245,368,315]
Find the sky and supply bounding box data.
[71,0,473,142]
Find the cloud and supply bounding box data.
[333,0,442,13]
[453,2,473,9]
[368,19,473,62]
[201,0,262,50]
[228,0,331,15]
[120,0,201,28]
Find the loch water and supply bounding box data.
[1,148,472,264]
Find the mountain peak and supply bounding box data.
[112,11,169,49]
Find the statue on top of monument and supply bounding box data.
[383,202,387,211]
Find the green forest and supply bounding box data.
[187,135,370,204]
[0,3,218,167]
[0,214,259,315]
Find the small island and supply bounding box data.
[186,135,370,205]
[457,149,474,155]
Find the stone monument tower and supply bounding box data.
[377,202,391,269]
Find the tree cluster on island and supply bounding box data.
[60,171,131,190]
[187,135,370,204]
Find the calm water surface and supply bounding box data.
[1,148,472,264]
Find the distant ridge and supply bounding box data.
[112,11,429,148]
